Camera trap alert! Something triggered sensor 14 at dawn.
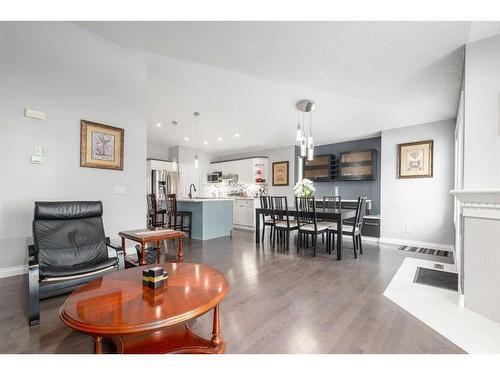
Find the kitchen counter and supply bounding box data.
[178,197,234,202]
[177,199,233,240]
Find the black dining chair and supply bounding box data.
[327,196,367,258]
[295,197,330,256]
[270,196,298,250]
[259,196,275,243]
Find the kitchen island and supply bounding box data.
[177,198,233,240]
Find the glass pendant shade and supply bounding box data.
[296,123,302,141]
[194,154,199,169]
[300,136,307,157]
[307,134,314,161]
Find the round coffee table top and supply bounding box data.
[60,262,229,336]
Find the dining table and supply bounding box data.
[255,207,357,260]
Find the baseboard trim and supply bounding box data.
[0,265,28,279]
[379,237,454,252]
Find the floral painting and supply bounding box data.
[80,120,124,170]
[397,140,433,178]
[272,161,289,186]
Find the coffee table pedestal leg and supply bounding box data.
[94,336,103,354]
[211,304,221,347]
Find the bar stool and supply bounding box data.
[166,194,192,237]
[147,193,166,228]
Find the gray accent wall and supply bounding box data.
[312,137,381,214]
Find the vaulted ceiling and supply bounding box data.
[77,21,500,156]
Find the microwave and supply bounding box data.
[207,172,221,183]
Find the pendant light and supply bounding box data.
[194,112,200,169]
[296,112,302,142]
[307,110,314,161]
[296,99,315,160]
[299,113,307,157]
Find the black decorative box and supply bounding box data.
[142,266,168,289]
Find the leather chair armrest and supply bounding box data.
[106,237,124,270]
[106,237,123,253]
[28,244,37,260]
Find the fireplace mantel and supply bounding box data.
[450,188,500,323]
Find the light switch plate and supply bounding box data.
[31,155,42,164]
[25,108,47,121]
[114,186,126,194]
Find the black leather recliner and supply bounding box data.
[28,201,124,326]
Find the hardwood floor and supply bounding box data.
[0,230,463,354]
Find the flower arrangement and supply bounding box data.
[294,178,316,197]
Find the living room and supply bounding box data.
[1,1,500,373]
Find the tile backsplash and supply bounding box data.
[202,180,268,198]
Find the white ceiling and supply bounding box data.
[77,21,500,157]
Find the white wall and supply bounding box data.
[380,120,455,248]
[147,139,172,160]
[464,34,500,189]
[0,22,147,274]
[173,146,210,198]
[213,146,296,202]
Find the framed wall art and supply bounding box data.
[397,140,433,178]
[80,120,124,170]
[272,161,289,186]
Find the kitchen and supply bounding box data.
[147,136,381,241]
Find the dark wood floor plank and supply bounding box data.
[0,230,463,354]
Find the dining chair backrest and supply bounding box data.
[270,196,289,225]
[295,197,317,229]
[147,194,157,215]
[354,196,368,229]
[166,194,178,215]
[323,196,341,212]
[260,196,272,219]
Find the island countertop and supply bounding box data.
[177,197,234,202]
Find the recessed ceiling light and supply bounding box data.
[217,137,223,142]
[234,133,240,138]
[184,136,189,141]
[156,122,162,127]
[203,140,208,145]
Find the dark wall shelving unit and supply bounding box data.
[339,149,377,181]
[303,154,339,182]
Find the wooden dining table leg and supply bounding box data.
[178,236,184,262]
[211,304,221,347]
[93,336,103,354]
[337,217,343,260]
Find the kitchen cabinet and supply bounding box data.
[210,157,268,184]
[233,198,260,230]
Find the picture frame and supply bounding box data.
[80,120,124,171]
[272,161,289,186]
[397,140,433,179]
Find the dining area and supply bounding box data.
[255,195,368,260]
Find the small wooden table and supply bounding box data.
[59,263,229,354]
[119,228,185,266]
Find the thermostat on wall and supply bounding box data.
[25,108,47,121]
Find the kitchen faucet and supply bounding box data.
[188,184,197,199]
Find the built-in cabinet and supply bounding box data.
[233,198,260,230]
[210,157,268,184]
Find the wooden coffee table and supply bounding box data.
[119,228,185,266]
[59,263,229,354]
